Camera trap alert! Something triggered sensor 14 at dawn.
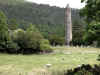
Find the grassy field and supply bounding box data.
[0,46,100,75]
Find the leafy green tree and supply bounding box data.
[6,41,19,53]
[81,0,100,23]
[13,29,26,50]
[8,19,18,30]
[13,24,43,53]
[0,11,9,50]
[81,0,100,46]
[83,22,100,46]
[0,11,19,53]
[26,24,52,53]
[26,24,43,49]
[0,11,8,30]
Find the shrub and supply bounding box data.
[71,39,85,46]
[6,41,20,53]
[97,54,100,61]
[39,39,52,53]
[65,64,100,75]
[84,22,100,47]
[11,25,52,54]
[74,69,93,75]
[12,28,40,54]
[48,35,65,46]
[12,29,26,49]
[97,38,100,47]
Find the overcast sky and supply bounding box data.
[26,0,85,9]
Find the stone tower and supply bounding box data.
[65,4,72,46]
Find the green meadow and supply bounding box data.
[0,46,100,75]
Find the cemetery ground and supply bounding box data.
[0,46,100,75]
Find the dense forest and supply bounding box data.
[0,0,85,39]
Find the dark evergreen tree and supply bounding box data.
[0,10,9,50]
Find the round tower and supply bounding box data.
[65,4,72,46]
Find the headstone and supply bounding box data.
[45,64,52,68]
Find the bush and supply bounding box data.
[71,39,85,46]
[12,28,41,54]
[39,39,53,53]
[97,54,100,61]
[6,41,20,53]
[65,64,100,75]
[84,22,100,47]
[97,38,100,47]
[48,35,65,46]
[10,25,53,54]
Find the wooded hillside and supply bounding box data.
[0,0,84,38]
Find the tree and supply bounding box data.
[8,19,18,30]
[0,11,8,30]
[13,29,26,50]
[81,0,100,23]
[83,22,100,46]
[0,10,9,50]
[0,0,83,39]
[26,24,43,49]
[0,11,20,53]
[13,24,43,54]
[81,0,100,46]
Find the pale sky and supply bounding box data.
[26,0,85,9]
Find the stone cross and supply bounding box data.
[65,4,72,46]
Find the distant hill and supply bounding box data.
[0,0,84,37]
[0,0,25,4]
